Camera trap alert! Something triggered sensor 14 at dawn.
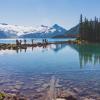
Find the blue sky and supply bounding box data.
[0,0,100,29]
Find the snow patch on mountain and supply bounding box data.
[0,23,67,38]
[0,23,37,36]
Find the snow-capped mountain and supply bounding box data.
[0,23,67,38]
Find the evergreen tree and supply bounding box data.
[79,15,100,42]
[79,14,83,40]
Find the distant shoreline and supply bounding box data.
[0,39,100,50]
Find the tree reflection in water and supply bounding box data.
[1,43,100,69]
[71,44,100,68]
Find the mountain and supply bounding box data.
[53,25,79,38]
[20,24,67,38]
[66,25,79,34]
[0,30,17,38]
[65,24,79,38]
[0,23,67,38]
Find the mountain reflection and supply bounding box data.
[14,43,67,53]
[0,43,100,69]
[50,44,67,52]
[14,43,100,68]
[70,44,100,68]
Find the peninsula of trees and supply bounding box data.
[79,14,100,42]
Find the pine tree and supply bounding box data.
[79,14,83,40]
[79,15,100,42]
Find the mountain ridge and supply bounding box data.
[0,23,79,38]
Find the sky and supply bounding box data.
[0,0,100,29]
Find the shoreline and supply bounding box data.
[0,40,100,50]
[0,41,75,50]
[0,39,88,50]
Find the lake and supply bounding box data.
[0,39,100,99]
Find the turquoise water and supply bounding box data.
[0,39,100,99]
